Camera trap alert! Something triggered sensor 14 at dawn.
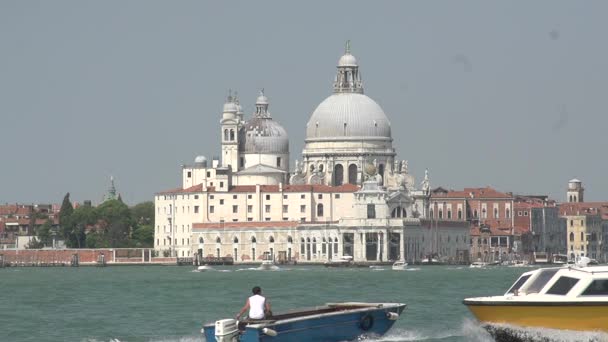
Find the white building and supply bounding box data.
[154,43,470,264]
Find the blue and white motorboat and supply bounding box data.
[203,302,406,342]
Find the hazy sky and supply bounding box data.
[1,1,607,205]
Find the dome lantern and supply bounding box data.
[333,40,364,94]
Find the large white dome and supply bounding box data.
[305,93,391,140]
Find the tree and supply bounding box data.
[130,201,154,226]
[96,199,134,247]
[26,237,44,249]
[131,224,154,247]
[36,219,53,247]
[59,193,76,247]
[71,205,98,248]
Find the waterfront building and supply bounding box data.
[559,179,608,262]
[430,187,514,262]
[514,195,566,260]
[154,44,470,264]
[0,203,60,249]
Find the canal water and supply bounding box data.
[0,265,605,342]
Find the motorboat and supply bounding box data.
[391,260,408,270]
[258,260,279,271]
[203,302,406,342]
[196,265,215,272]
[469,260,487,268]
[324,256,354,267]
[463,257,608,333]
[507,260,530,268]
[420,257,444,265]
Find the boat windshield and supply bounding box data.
[506,274,531,294]
[524,268,560,294]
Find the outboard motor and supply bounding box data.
[214,319,239,342]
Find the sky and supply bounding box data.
[1,1,607,205]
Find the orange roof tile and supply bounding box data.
[431,187,512,199]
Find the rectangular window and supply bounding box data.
[283,194,288,200]
[524,211,528,216]
[335,194,340,199]
[276,157,281,167]
[206,171,211,177]
[318,194,323,199]
[232,205,238,213]
[220,199,224,205]
[233,195,237,199]
[300,217,306,222]
[210,195,214,200]
[265,217,271,221]
[240,157,244,168]
[187,171,192,178]
[367,204,376,219]
[194,195,199,199]
[247,205,253,213]
[581,280,608,296]
[266,194,270,200]
[300,205,306,213]
[506,275,532,295]
[248,194,252,199]
[265,205,271,213]
[220,181,224,188]
[194,206,199,213]
[283,217,288,221]
[247,217,253,221]
[209,206,214,213]
[546,276,580,295]
[283,205,288,213]
[301,194,305,199]
[232,219,238,222]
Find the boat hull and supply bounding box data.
[204,303,405,342]
[464,301,608,332]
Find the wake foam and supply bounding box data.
[484,323,608,342]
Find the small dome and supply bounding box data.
[569,178,581,183]
[338,53,357,67]
[194,155,207,167]
[223,102,238,113]
[256,93,269,105]
[306,93,391,140]
[239,117,289,154]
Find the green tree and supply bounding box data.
[130,201,154,226]
[96,199,134,247]
[131,224,154,247]
[26,237,45,249]
[71,205,98,248]
[36,219,53,247]
[59,193,77,247]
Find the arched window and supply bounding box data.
[251,236,257,243]
[474,210,478,218]
[319,164,324,172]
[334,164,344,186]
[233,237,239,243]
[483,238,487,245]
[378,164,385,185]
[317,204,324,217]
[458,209,463,219]
[402,208,407,217]
[229,129,235,141]
[300,238,305,254]
[199,237,204,244]
[223,129,229,141]
[581,232,584,241]
[494,208,499,218]
[269,236,275,243]
[312,238,317,254]
[438,209,443,219]
[506,209,510,218]
[569,232,574,242]
[348,164,358,185]
[482,208,487,218]
[569,195,573,202]
[216,237,221,243]
[447,210,452,219]
[310,164,315,172]
[334,237,339,254]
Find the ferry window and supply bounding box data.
[546,276,579,295]
[581,280,608,296]
[526,269,560,294]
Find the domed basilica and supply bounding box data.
[154,43,470,264]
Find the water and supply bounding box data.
[0,265,599,342]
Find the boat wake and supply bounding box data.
[484,323,608,342]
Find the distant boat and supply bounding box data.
[324,256,354,268]
[421,257,443,265]
[470,260,488,268]
[196,265,215,272]
[203,302,406,342]
[258,260,279,271]
[391,260,408,270]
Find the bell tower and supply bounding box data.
[567,178,584,203]
[220,91,241,171]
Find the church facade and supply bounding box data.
[154,44,470,264]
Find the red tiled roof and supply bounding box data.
[559,202,608,219]
[193,221,299,229]
[431,187,512,199]
[159,183,359,195]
